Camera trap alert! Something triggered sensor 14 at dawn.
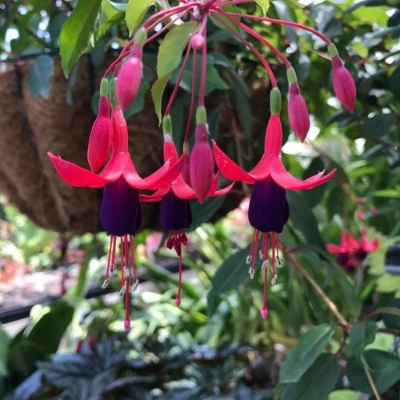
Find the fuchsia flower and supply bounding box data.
[49,103,184,331]
[213,89,336,318]
[326,228,379,271]
[141,128,233,305]
[287,83,310,142]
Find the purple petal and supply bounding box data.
[100,176,142,236]
[161,190,192,231]
[248,176,289,233]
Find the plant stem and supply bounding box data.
[364,367,382,400]
[283,246,348,326]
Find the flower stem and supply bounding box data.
[210,12,278,87]
[283,246,348,326]
[221,10,332,45]
[198,15,208,108]
[217,9,291,68]
[164,44,192,116]
[364,367,382,400]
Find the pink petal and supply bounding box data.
[48,153,107,188]
[212,141,254,184]
[270,159,336,190]
[326,244,343,254]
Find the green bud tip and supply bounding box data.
[100,78,109,98]
[328,43,339,58]
[162,115,173,135]
[286,68,297,85]
[270,88,282,115]
[134,28,147,47]
[196,106,207,125]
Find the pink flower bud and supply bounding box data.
[116,51,143,110]
[288,83,310,142]
[87,96,113,172]
[190,124,214,203]
[331,56,356,112]
[190,33,205,50]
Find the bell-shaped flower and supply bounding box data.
[213,113,335,318]
[48,106,184,330]
[141,133,233,305]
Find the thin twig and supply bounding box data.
[282,245,349,326]
[364,367,382,400]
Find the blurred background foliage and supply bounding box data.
[1,0,400,399]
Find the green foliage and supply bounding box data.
[59,0,102,76]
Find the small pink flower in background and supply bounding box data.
[326,228,379,271]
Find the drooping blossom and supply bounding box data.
[213,89,335,318]
[141,129,233,305]
[49,105,184,330]
[326,228,379,271]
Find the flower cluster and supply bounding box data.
[49,0,356,328]
[326,228,379,272]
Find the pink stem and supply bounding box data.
[210,11,278,87]
[165,44,193,116]
[220,10,332,45]
[184,48,197,143]
[216,8,292,68]
[197,15,209,108]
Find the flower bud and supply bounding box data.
[116,47,143,110]
[190,124,214,203]
[87,96,113,172]
[331,56,356,112]
[288,83,310,142]
[190,33,205,50]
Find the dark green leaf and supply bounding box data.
[60,0,101,76]
[279,324,334,383]
[8,341,47,378]
[28,55,54,98]
[124,81,150,118]
[381,301,400,330]
[281,354,340,400]
[207,244,252,314]
[27,301,75,354]
[0,325,9,376]
[287,191,325,249]
[157,22,199,78]
[361,113,397,139]
[348,321,376,357]
[347,350,400,394]
[190,195,227,232]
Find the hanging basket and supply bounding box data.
[0,55,269,234]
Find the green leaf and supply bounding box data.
[281,354,340,400]
[347,350,400,394]
[28,55,54,98]
[207,244,252,314]
[109,0,128,12]
[190,195,227,232]
[287,191,325,249]
[8,341,47,378]
[126,0,153,35]
[279,324,334,383]
[255,0,270,15]
[151,73,171,124]
[0,325,9,376]
[360,113,397,139]
[60,0,101,76]
[27,301,75,354]
[348,320,376,357]
[381,301,400,330]
[328,390,361,400]
[157,22,199,77]
[98,0,124,39]
[210,9,241,34]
